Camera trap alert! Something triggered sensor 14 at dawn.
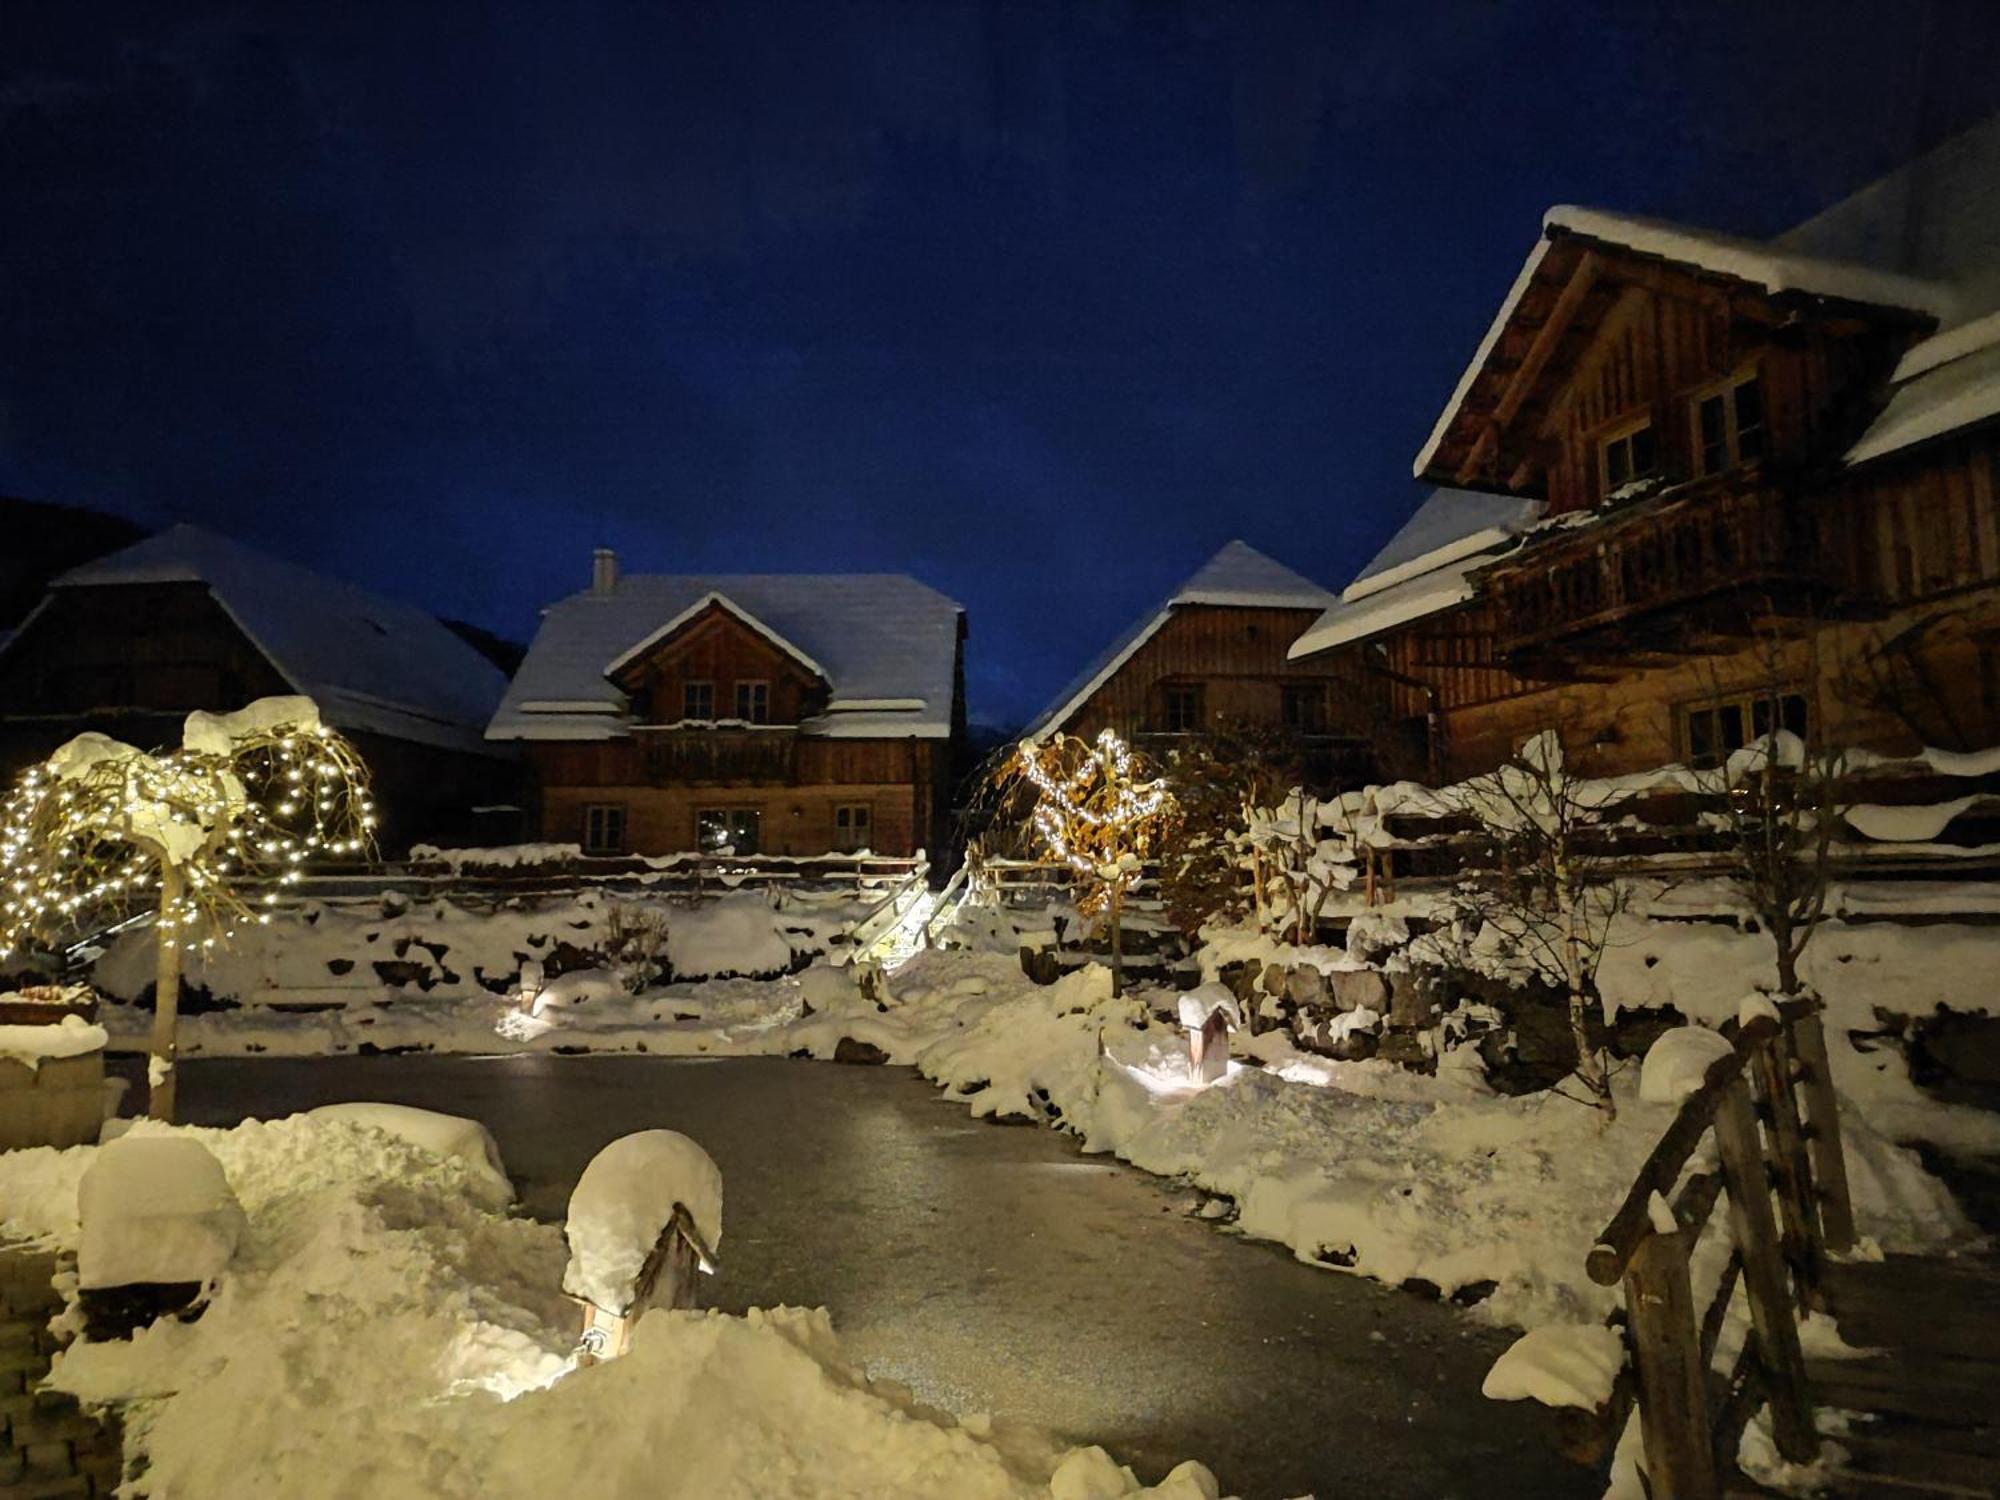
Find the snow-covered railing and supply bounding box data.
[1581,1000,1852,1497]
[294,848,928,901]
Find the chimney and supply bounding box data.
[591,547,618,594]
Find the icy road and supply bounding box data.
[170,1053,1591,1500]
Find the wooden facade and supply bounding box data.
[0,581,518,848]
[529,599,962,858]
[1051,604,1397,784]
[1382,225,2000,780]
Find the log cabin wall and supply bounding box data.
[612,605,826,724]
[1058,605,1384,743]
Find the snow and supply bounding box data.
[1845,796,1983,842]
[1341,489,1545,603]
[45,525,509,756]
[77,1134,246,1290]
[1176,984,1241,1032]
[1638,1027,1736,1105]
[304,1103,513,1206]
[1288,551,1492,656]
[1025,542,1331,740]
[1481,1323,1624,1410]
[183,695,322,755]
[564,1131,724,1311]
[0,1012,108,1067]
[1845,319,2000,465]
[487,571,963,742]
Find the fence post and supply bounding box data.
[1712,1075,1817,1462]
[1752,1031,1826,1301]
[1787,1009,1856,1255]
[1624,1230,1717,1500]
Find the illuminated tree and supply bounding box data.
[0,696,375,1120]
[1008,729,1178,997]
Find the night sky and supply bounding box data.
[6,2,2000,729]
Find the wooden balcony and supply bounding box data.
[636,726,797,786]
[1483,481,1869,669]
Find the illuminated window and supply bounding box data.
[1600,417,1659,496]
[698,808,760,855]
[735,681,770,723]
[1692,370,1766,476]
[583,804,626,855]
[833,804,872,852]
[682,681,714,720]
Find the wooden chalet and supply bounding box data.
[1294,116,2000,780]
[488,550,965,857]
[0,525,518,848]
[1026,540,1393,782]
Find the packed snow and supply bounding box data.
[0,1011,108,1067]
[1637,1026,1736,1104]
[76,1134,246,1291]
[304,1102,514,1207]
[564,1130,723,1310]
[1481,1323,1625,1410]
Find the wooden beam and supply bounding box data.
[1493,251,1602,430]
[1454,422,1500,485]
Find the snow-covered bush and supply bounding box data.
[1237,788,1361,945]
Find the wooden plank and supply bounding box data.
[1754,1030,1827,1302]
[1493,252,1603,428]
[1714,1075,1817,1462]
[1790,1010,1857,1255]
[1807,1356,2000,1426]
[1625,1230,1719,1500]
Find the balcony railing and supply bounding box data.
[636,726,796,785]
[1484,483,1857,657]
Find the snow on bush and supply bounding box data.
[305,1103,513,1207]
[78,1134,246,1290]
[564,1130,723,1311]
[0,1116,1240,1500]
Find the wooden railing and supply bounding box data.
[637,727,797,785]
[1586,1000,1855,1498]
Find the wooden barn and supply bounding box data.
[1293,114,2000,780]
[488,550,965,857]
[1025,540,1393,783]
[0,524,518,847]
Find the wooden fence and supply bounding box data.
[1584,999,1854,1498]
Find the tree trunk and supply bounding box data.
[149,864,184,1123]
[1108,881,1124,999]
[1558,865,1613,1120]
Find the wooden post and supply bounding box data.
[148,864,184,1123]
[1753,1032,1825,1300]
[1189,1008,1229,1085]
[1713,1075,1817,1462]
[1108,882,1124,999]
[1623,1230,1717,1500]
[1788,1010,1856,1255]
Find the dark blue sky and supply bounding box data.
[5,1,1999,728]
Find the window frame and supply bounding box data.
[1689,366,1766,478]
[681,680,715,721]
[1280,682,1329,735]
[832,803,873,852]
[1598,412,1660,498]
[582,803,627,856]
[734,679,771,724]
[1159,682,1204,734]
[697,806,762,855]
[1678,686,1808,769]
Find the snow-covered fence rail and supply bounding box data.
[1583,1001,1853,1498]
[290,849,928,902]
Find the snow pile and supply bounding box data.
[0,1115,1240,1500]
[305,1103,513,1207]
[77,1135,246,1290]
[564,1131,723,1311]
[0,1012,108,1067]
[1638,1027,1736,1105]
[182,695,322,756]
[1481,1323,1624,1409]
[670,893,802,979]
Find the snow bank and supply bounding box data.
[77,1135,246,1290]
[0,1012,108,1068]
[1638,1027,1735,1105]
[1481,1323,1624,1409]
[565,1131,724,1311]
[305,1103,513,1206]
[670,892,801,979]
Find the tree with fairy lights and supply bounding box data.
[1006,729,1178,997]
[0,696,375,1121]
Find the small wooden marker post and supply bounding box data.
[574,1203,717,1366]
[1188,1007,1231,1085]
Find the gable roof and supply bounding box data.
[1413,205,1954,487]
[603,591,829,684]
[37,525,511,755]
[1289,489,1543,659]
[489,572,963,741]
[1023,540,1332,741]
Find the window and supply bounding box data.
[1281,683,1328,735]
[582,804,626,855]
[1160,683,1204,733]
[682,681,714,721]
[734,680,770,723]
[698,807,761,855]
[833,804,872,852]
[1600,418,1659,497]
[1692,370,1766,476]
[1681,689,1807,769]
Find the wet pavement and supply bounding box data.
[167,1053,1592,1500]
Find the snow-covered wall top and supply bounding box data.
[489,572,963,741]
[1023,540,1332,741]
[43,526,510,756]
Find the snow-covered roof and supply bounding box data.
[489,572,963,741]
[44,526,510,756]
[1846,309,2000,466]
[1024,540,1332,741]
[1289,490,1543,659]
[1414,205,1956,481]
